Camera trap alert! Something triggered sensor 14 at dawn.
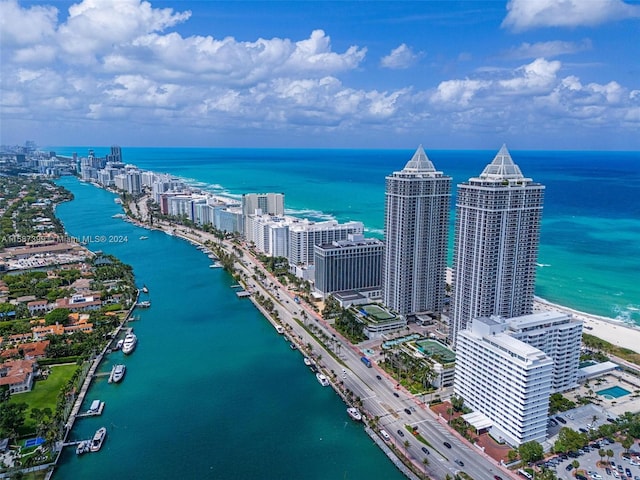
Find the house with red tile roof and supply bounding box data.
[55,294,102,312]
[27,299,52,316]
[1,341,49,360]
[0,359,36,394]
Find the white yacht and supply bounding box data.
[316,373,330,387]
[109,364,126,383]
[122,333,137,354]
[90,427,107,452]
[347,407,363,421]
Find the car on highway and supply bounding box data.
[454,459,464,467]
[443,441,452,448]
[393,392,400,397]
[421,446,429,455]
[397,429,405,437]
[404,408,412,415]
[376,375,382,380]
[494,476,503,480]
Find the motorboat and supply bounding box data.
[90,427,107,452]
[316,373,330,387]
[76,440,89,455]
[347,407,363,421]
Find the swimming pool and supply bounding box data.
[23,437,45,448]
[596,386,631,399]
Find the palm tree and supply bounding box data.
[422,457,430,479]
[598,448,606,464]
[606,448,614,464]
[446,406,454,425]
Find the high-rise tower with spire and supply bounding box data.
[450,145,545,345]
[382,146,451,317]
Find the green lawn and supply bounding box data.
[10,363,79,429]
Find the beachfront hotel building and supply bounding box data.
[507,310,582,393]
[454,316,553,447]
[450,145,544,345]
[313,234,384,298]
[288,219,364,266]
[382,145,451,317]
[241,193,285,236]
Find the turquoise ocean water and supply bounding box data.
[52,147,640,326]
[52,177,405,480]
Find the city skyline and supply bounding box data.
[1,0,639,150]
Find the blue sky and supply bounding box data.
[1,0,639,150]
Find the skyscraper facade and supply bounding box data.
[314,235,384,297]
[382,146,451,317]
[450,145,545,344]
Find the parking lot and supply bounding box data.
[539,439,640,480]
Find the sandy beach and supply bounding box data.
[533,296,640,354]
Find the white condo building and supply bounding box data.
[454,317,553,447]
[288,219,364,266]
[507,310,582,393]
[450,145,545,344]
[382,146,451,317]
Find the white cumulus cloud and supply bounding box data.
[502,0,640,31]
[380,44,420,69]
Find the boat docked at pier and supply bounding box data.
[90,427,107,452]
[76,440,89,455]
[136,300,151,308]
[122,333,137,354]
[316,373,330,387]
[347,407,362,421]
[109,364,126,383]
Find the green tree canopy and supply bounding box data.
[519,440,544,463]
[45,307,71,326]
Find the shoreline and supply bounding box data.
[533,296,640,353]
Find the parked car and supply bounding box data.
[556,416,567,424]
[566,464,575,471]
